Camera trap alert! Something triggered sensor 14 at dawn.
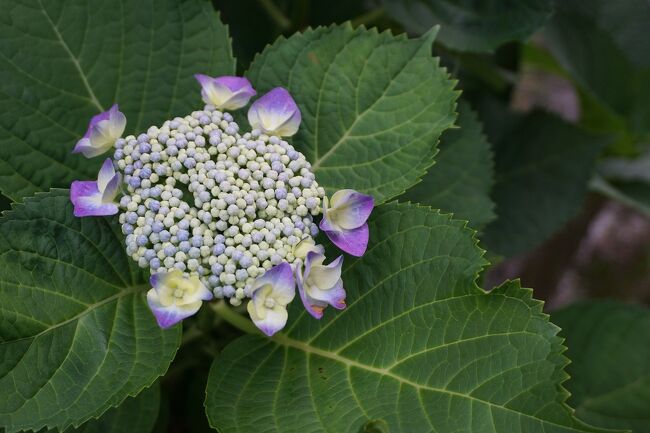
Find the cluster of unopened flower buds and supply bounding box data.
[69,74,374,335]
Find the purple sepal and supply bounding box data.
[329,190,374,230]
[297,252,346,319]
[150,272,167,290]
[147,300,191,329]
[73,104,126,158]
[146,271,212,329]
[70,158,121,217]
[253,261,295,300]
[320,189,374,256]
[195,74,256,110]
[254,309,289,337]
[247,87,301,137]
[247,262,295,336]
[297,272,325,319]
[70,181,119,217]
[322,223,369,257]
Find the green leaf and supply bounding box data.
[402,100,495,227]
[205,202,612,433]
[65,384,160,433]
[0,0,235,201]
[246,24,458,204]
[359,419,390,433]
[544,0,650,143]
[381,0,553,52]
[0,194,10,212]
[482,112,607,257]
[0,190,180,433]
[553,301,650,433]
[35,383,160,433]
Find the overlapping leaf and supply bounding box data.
[246,24,458,204]
[483,112,607,257]
[381,0,553,52]
[0,0,235,201]
[554,302,650,433]
[205,202,612,433]
[402,101,495,227]
[0,191,180,433]
[544,0,650,145]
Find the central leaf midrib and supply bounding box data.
[37,0,105,112]
[311,34,427,170]
[269,332,588,432]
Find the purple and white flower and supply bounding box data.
[297,251,345,319]
[146,270,213,329]
[247,262,295,336]
[320,189,374,256]
[73,104,126,158]
[70,159,122,217]
[248,87,301,137]
[195,75,256,110]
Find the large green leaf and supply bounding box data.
[64,383,160,433]
[0,194,10,212]
[402,100,495,227]
[246,24,458,204]
[544,0,650,143]
[0,190,180,433]
[205,202,612,433]
[381,0,553,52]
[482,113,606,257]
[553,301,650,433]
[0,0,235,201]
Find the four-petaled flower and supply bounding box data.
[147,270,213,329]
[248,87,301,137]
[247,262,295,336]
[70,159,122,217]
[195,74,256,110]
[297,251,345,319]
[320,189,374,256]
[73,104,126,158]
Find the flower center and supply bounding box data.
[264,297,276,309]
[115,106,326,307]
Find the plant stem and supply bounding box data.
[351,7,385,28]
[257,0,291,31]
[211,301,260,335]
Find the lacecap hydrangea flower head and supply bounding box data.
[69,75,374,336]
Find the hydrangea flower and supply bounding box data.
[147,270,213,328]
[73,104,126,158]
[292,236,324,260]
[297,251,345,319]
[70,159,122,217]
[195,75,256,110]
[246,262,295,336]
[248,87,301,137]
[320,189,374,256]
[112,104,324,308]
[68,74,373,332]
